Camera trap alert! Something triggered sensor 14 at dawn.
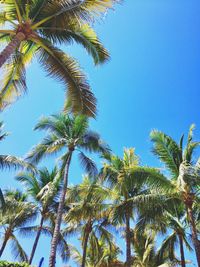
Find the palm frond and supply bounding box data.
[0,40,37,110]
[78,151,98,176]
[34,114,68,138]
[26,134,65,164]
[36,39,96,117]
[156,233,177,263]
[150,130,182,178]
[0,155,36,172]
[81,130,111,154]
[40,23,109,65]
[57,232,71,263]
[0,53,27,110]
[33,0,120,26]
[10,234,28,262]
[18,225,39,238]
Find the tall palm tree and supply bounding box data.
[150,125,200,266]
[102,148,172,267]
[16,167,61,265]
[64,176,112,267]
[0,190,37,261]
[0,0,119,115]
[26,113,110,267]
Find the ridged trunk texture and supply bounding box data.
[186,204,200,267]
[178,234,186,267]
[49,152,72,267]
[0,32,25,68]
[81,222,92,267]
[125,211,131,267]
[28,215,44,264]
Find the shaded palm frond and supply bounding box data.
[40,23,109,65]
[37,39,96,117]
[10,234,28,262]
[33,0,120,26]
[26,134,65,164]
[0,155,36,172]
[81,130,111,154]
[78,151,98,177]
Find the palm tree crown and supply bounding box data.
[0,190,37,261]
[0,0,120,115]
[64,176,112,267]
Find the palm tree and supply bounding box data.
[26,113,110,267]
[72,237,123,267]
[64,176,112,267]
[137,207,192,267]
[0,190,37,261]
[150,125,200,266]
[16,167,61,265]
[0,0,120,115]
[131,229,180,267]
[102,148,172,267]
[159,212,192,267]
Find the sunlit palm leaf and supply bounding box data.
[150,130,182,178]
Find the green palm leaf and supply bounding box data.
[150,130,182,178]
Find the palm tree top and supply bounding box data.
[26,114,110,177]
[150,124,200,179]
[0,0,121,116]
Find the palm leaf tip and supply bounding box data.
[78,151,98,176]
[38,42,97,117]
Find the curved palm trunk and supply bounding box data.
[49,152,72,267]
[125,211,131,267]
[0,32,26,68]
[0,229,11,257]
[28,215,44,264]
[81,222,92,267]
[178,234,186,267]
[186,203,200,267]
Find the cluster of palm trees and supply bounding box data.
[0,118,200,267]
[0,0,199,267]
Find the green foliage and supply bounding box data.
[0,120,199,266]
[0,261,32,267]
[0,0,120,116]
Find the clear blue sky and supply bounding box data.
[0,0,199,266]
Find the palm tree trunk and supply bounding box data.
[29,215,44,264]
[178,234,186,267]
[81,222,92,267]
[0,32,25,68]
[49,152,72,267]
[125,211,131,267]
[0,230,10,257]
[186,203,200,267]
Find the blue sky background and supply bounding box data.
[0,0,200,266]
